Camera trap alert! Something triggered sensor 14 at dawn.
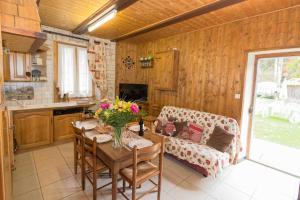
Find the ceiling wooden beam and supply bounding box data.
[72,0,138,34]
[112,0,246,41]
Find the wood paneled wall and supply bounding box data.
[116,6,300,123]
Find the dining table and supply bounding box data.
[81,120,152,200]
[96,139,133,200]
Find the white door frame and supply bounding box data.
[240,48,300,159]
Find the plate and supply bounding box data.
[127,139,153,149]
[76,121,97,130]
[88,134,112,143]
[128,125,148,132]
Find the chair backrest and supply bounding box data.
[83,134,97,156]
[131,133,164,183]
[72,121,85,149]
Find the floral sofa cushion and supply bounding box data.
[156,106,242,176]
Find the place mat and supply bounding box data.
[87,134,112,143]
[128,124,149,132]
[75,120,97,130]
[122,130,153,149]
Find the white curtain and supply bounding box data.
[58,44,92,98]
[58,44,76,98]
[77,47,92,97]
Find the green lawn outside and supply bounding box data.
[253,115,300,149]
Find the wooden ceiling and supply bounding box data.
[38,0,109,31]
[38,0,300,42]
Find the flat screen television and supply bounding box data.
[119,83,148,102]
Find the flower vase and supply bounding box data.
[99,118,104,127]
[112,126,124,149]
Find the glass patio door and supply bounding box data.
[249,52,300,177]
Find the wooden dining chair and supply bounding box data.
[82,134,111,200]
[72,122,85,187]
[119,133,164,200]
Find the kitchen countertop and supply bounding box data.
[6,101,96,111]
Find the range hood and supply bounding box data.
[1,0,46,53]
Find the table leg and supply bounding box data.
[111,167,118,200]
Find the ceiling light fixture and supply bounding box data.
[88,9,117,32]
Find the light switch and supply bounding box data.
[235,94,241,99]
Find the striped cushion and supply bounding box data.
[189,122,204,143]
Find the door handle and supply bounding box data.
[248,106,253,114]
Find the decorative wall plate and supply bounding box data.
[122,56,135,69]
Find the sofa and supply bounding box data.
[154,106,241,177]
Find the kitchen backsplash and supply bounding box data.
[4,26,116,106]
[4,86,34,100]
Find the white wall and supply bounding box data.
[4,26,116,106]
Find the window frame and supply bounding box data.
[54,41,95,101]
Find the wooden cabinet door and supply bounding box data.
[4,52,31,81]
[14,110,53,149]
[54,113,82,141]
[153,49,179,91]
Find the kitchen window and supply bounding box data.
[57,43,92,98]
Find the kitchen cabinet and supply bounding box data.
[153,49,179,91]
[14,110,53,149]
[4,52,31,82]
[54,113,82,141]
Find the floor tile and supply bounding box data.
[12,142,300,200]
[138,191,173,200]
[14,189,43,200]
[13,161,37,181]
[38,163,73,186]
[34,155,67,172]
[13,174,40,197]
[14,152,34,167]
[58,143,74,160]
[168,180,210,200]
[161,170,184,192]
[41,176,81,200]
[163,157,193,179]
[62,191,88,200]
[121,180,174,200]
[184,171,221,194]
[209,182,251,200]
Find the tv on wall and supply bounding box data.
[119,83,148,102]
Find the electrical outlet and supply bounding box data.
[235,94,241,99]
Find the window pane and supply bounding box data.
[58,44,76,97]
[77,47,92,97]
[15,53,25,77]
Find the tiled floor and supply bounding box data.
[251,138,300,177]
[13,142,299,200]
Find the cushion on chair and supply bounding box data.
[85,156,107,171]
[206,126,234,153]
[120,161,159,183]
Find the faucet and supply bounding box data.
[11,99,25,107]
